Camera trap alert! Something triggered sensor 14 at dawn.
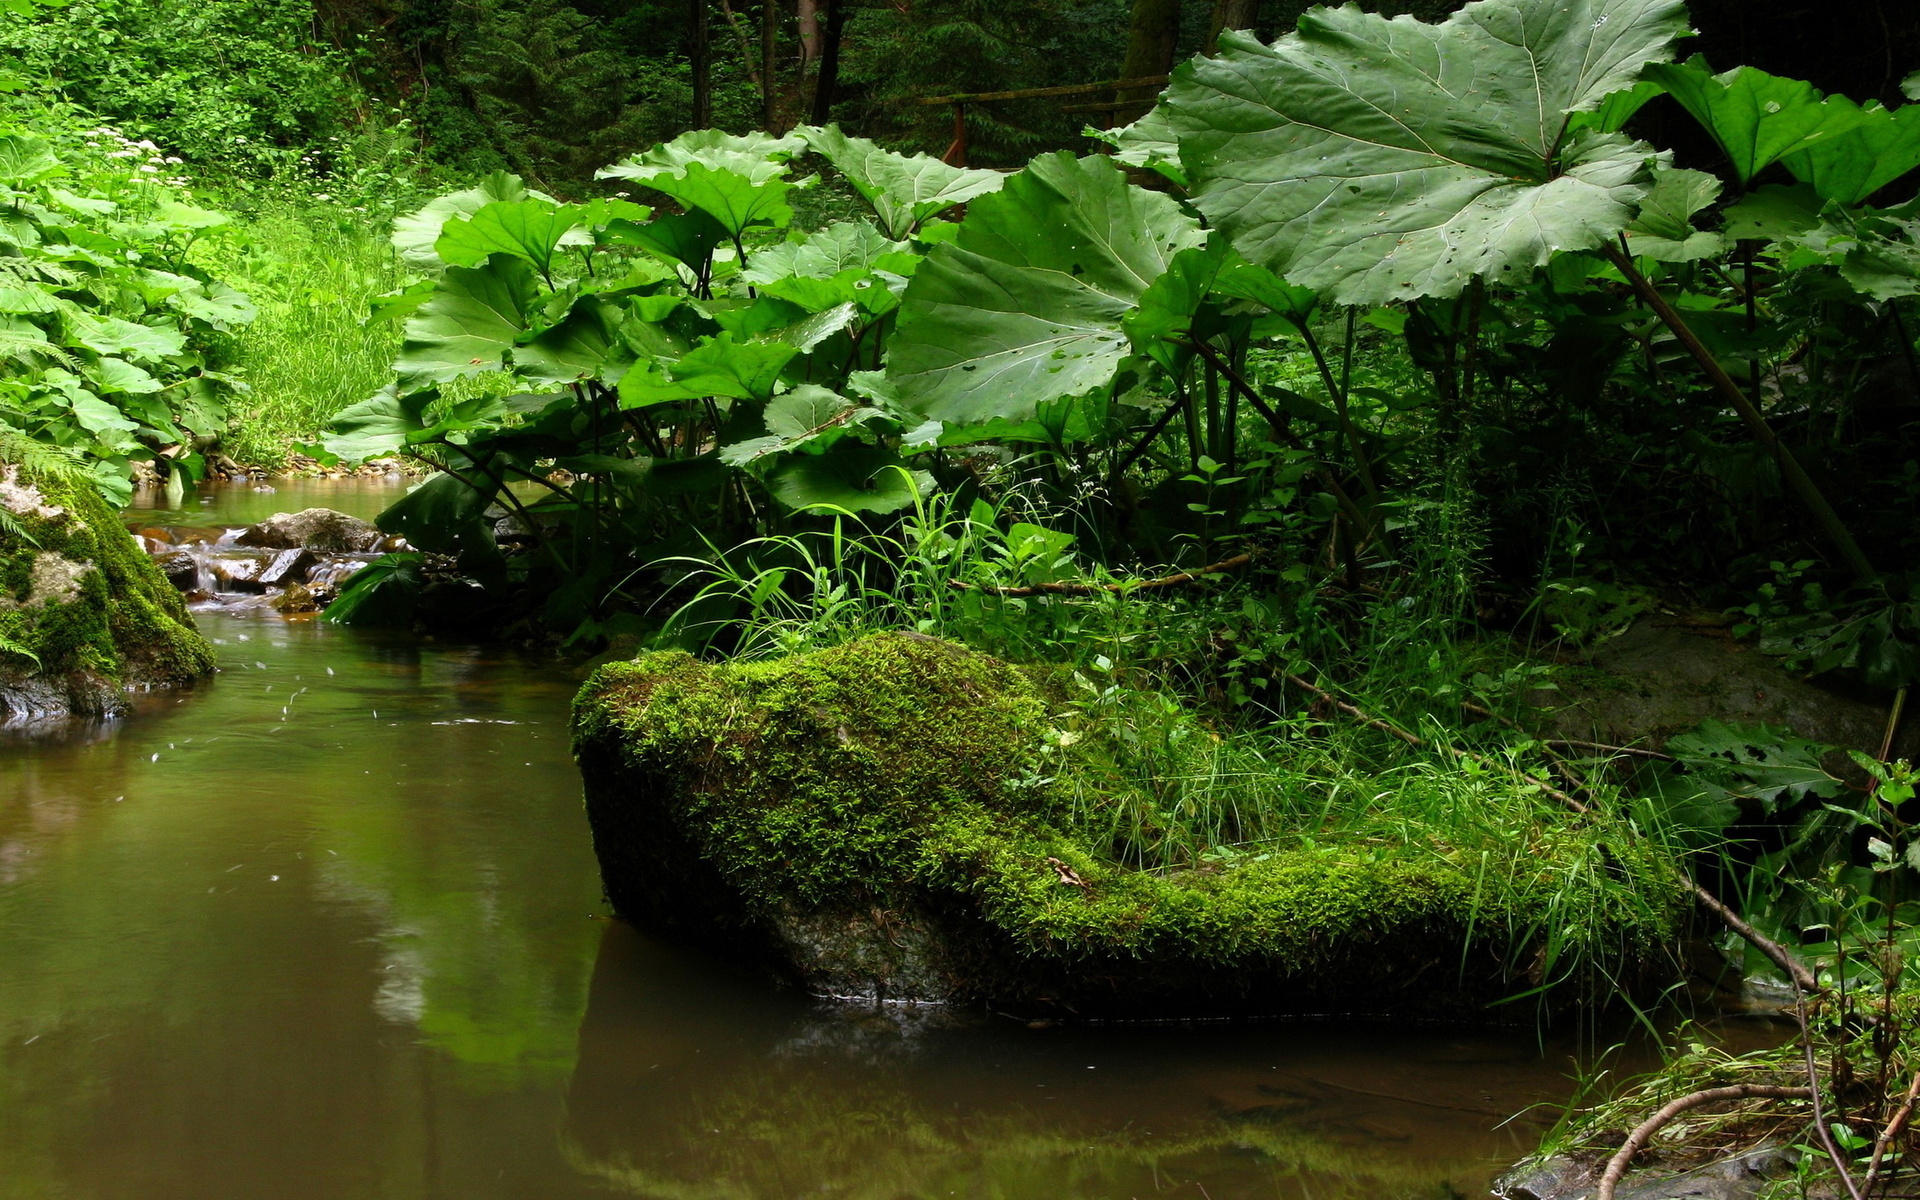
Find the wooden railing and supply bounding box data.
[909,75,1171,167]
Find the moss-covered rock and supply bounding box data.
[572,633,1685,1017]
[0,463,215,722]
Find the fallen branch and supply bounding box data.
[1595,1084,1813,1200]
[950,553,1252,598]
[1543,738,1676,761]
[1865,1071,1920,1190]
[1793,982,1868,1200]
[1696,885,1820,995]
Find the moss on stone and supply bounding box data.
[573,633,1686,1016]
[0,462,215,720]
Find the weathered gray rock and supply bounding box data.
[1495,1146,1796,1200]
[236,507,381,553]
[258,547,315,587]
[1542,617,1916,759]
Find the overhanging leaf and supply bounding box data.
[436,199,582,276]
[799,124,1007,239]
[767,442,926,514]
[391,172,543,271]
[1623,166,1725,261]
[395,257,536,384]
[1644,58,1867,185]
[887,152,1204,424]
[1154,0,1688,305]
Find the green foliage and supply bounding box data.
[1151,0,1688,304]
[0,112,254,500]
[0,0,360,177]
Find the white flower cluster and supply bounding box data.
[79,126,192,190]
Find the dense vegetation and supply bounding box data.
[5,0,1920,1191]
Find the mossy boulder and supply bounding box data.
[0,463,215,722]
[572,633,1685,1017]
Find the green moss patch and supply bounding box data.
[0,463,215,718]
[572,633,1686,1017]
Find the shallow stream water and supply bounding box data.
[1,480,1709,1199]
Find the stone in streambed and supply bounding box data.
[0,462,215,723]
[237,508,381,553]
[572,633,1687,1017]
[258,547,315,587]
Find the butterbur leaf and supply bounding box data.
[324,387,436,462]
[151,202,230,232]
[516,295,627,385]
[1568,81,1669,135]
[617,333,795,407]
[0,134,60,184]
[1094,108,1187,187]
[719,385,875,466]
[1154,0,1687,305]
[1123,239,1230,370]
[67,315,186,361]
[602,209,728,269]
[1645,59,1866,185]
[887,152,1204,424]
[392,173,543,271]
[598,130,808,237]
[395,257,536,384]
[166,280,257,328]
[88,358,162,394]
[599,129,805,186]
[741,220,911,284]
[767,442,927,514]
[1778,100,1920,206]
[799,125,1007,238]
[1662,720,1845,814]
[435,199,582,275]
[1721,184,1824,242]
[1623,167,1725,261]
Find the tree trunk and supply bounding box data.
[797,0,822,69]
[1207,0,1261,52]
[809,0,847,125]
[690,0,712,128]
[762,0,778,129]
[1118,0,1182,123]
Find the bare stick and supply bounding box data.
[951,553,1252,598]
[1543,738,1676,761]
[1794,982,1868,1200]
[1696,884,1820,994]
[1595,1084,1813,1200]
[1865,1072,1920,1190]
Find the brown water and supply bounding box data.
[0,480,1660,1199]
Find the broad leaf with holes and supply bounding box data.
[887,152,1204,424]
[1151,0,1687,304]
[1623,167,1725,261]
[799,125,1007,239]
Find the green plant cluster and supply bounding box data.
[0,115,256,502]
[574,632,1687,1010]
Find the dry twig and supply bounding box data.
[1594,1084,1813,1200]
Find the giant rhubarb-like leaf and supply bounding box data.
[1155,0,1688,305]
[886,152,1203,424]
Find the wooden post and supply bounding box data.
[943,102,969,167]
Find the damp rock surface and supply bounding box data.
[236,507,382,553]
[0,463,215,723]
[572,632,1687,1018]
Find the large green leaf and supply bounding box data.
[798,125,1007,239]
[0,134,61,185]
[767,442,927,514]
[1645,59,1868,186]
[1154,0,1688,305]
[391,172,542,271]
[66,314,186,361]
[886,152,1204,424]
[597,130,808,238]
[435,199,583,276]
[617,333,795,407]
[516,294,629,385]
[1779,100,1920,206]
[602,210,728,269]
[395,257,535,384]
[742,221,913,283]
[1622,167,1725,262]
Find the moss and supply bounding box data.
[0,462,214,717]
[573,633,1686,1016]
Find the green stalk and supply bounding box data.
[1602,242,1876,584]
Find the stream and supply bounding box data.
[1,480,1701,1199]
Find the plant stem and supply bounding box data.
[1594,1085,1814,1200]
[1602,241,1876,583]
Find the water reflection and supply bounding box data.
[0,485,1622,1198]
